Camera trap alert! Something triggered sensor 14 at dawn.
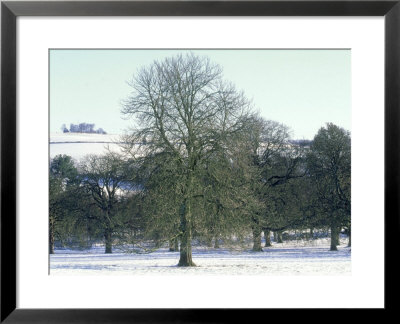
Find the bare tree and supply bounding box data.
[239,117,307,251]
[121,53,253,266]
[79,153,128,253]
[307,123,351,251]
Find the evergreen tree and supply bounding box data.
[49,154,81,253]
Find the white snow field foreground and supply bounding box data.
[50,237,351,276]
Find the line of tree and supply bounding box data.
[61,123,107,134]
[49,54,351,267]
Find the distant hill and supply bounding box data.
[50,133,123,160]
[50,132,120,144]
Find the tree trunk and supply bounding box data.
[214,235,220,249]
[347,226,351,247]
[274,231,283,243]
[169,237,179,251]
[49,217,55,254]
[252,226,262,252]
[330,222,339,251]
[178,199,196,266]
[264,230,271,247]
[103,209,113,253]
[169,239,175,251]
[309,228,314,240]
[206,235,213,247]
[104,226,112,254]
[155,234,162,248]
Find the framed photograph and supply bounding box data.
[1,0,398,322]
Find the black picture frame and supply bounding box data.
[1,0,399,322]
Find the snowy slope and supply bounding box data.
[50,132,123,160]
[50,132,121,143]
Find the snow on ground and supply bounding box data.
[50,237,351,276]
[50,132,123,160]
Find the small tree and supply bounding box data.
[61,124,69,133]
[79,153,128,253]
[49,155,80,253]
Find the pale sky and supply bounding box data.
[50,49,351,140]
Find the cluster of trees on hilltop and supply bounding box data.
[61,123,107,134]
[50,54,351,266]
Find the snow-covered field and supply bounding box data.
[50,237,351,276]
[50,132,121,143]
[50,132,123,160]
[49,134,351,276]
